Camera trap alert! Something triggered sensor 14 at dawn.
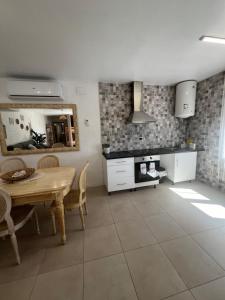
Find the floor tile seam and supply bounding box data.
[105,198,116,224]
[38,259,84,276]
[113,213,159,245]
[159,240,225,291]
[28,275,39,300]
[159,231,225,274]
[160,288,191,300]
[0,246,46,290]
[142,210,188,243]
[113,220,140,300]
[188,233,225,273]
[84,250,124,264]
[189,289,198,300]
[157,242,189,290]
[33,262,84,278]
[162,207,225,236]
[188,273,225,290]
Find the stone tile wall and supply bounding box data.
[99,83,187,151]
[187,72,225,190]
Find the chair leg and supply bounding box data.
[79,205,85,230]
[84,202,88,215]
[10,233,21,265]
[51,209,57,235]
[34,210,40,235]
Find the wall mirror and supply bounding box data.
[0,103,79,156]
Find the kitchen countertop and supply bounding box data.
[103,147,204,160]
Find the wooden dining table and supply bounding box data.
[0,166,76,244]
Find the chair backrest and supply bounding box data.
[37,155,60,169]
[78,162,89,203]
[0,189,12,223]
[0,158,27,173]
[0,189,15,234]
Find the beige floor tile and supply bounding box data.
[125,244,186,300]
[115,218,156,251]
[157,192,193,212]
[85,204,114,229]
[145,213,186,242]
[31,264,83,300]
[192,227,225,269]
[131,197,165,217]
[0,277,36,300]
[166,291,195,300]
[191,276,225,300]
[0,247,45,284]
[161,236,224,288]
[84,224,122,261]
[84,253,137,300]
[167,206,219,234]
[38,231,83,274]
[110,199,141,223]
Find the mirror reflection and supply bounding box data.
[1,108,77,152]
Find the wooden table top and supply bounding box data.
[0,167,76,198]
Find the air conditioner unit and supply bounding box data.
[7,80,64,100]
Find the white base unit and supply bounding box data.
[103,157,135,192]
[160,152,197,184]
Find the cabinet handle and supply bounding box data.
[117,183,127,186]
[176,159,178,168]
[116,170,126,173]
[117,161,127,163]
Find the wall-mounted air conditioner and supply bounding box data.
[7,80,64,100]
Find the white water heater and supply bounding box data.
[175,80,197,118]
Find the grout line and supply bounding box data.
[28,275,39,300]
[113,216,140,300]
[158,239,225,291]
[189,289,198,300]
[188,273,225,290]
[160,289,190,300]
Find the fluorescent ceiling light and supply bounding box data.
[200,36,225,45]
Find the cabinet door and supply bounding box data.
[174,152,197,183]
[160,154,175,182]
[106,157,135,192]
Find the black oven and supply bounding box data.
[134,155,160,183]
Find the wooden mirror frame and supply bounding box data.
[0,103,80,156]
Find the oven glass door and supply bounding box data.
[135,160,160,183]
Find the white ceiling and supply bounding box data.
[1,0,225,85]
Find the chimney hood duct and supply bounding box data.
[129,81,155,124]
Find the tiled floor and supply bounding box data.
[1,180,225,299]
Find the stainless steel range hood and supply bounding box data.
[129,81,155,124]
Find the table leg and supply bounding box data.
[55,191,66,244]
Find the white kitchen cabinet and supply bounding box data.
[103,157,135,192]
[160,152,197,184]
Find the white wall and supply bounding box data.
[2,110,31,145]
[1,108,47,146]
[0,78,103,187]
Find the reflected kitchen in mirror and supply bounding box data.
[0,104,79,155]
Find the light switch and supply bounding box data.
[84,119,89,127]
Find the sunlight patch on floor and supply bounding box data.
[192,203,225,219]
[169,188,209,200]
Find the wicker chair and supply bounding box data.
[0,158,26,173]
[37,155,59,169]
[50,162,89,233]
[0,189,40,264]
